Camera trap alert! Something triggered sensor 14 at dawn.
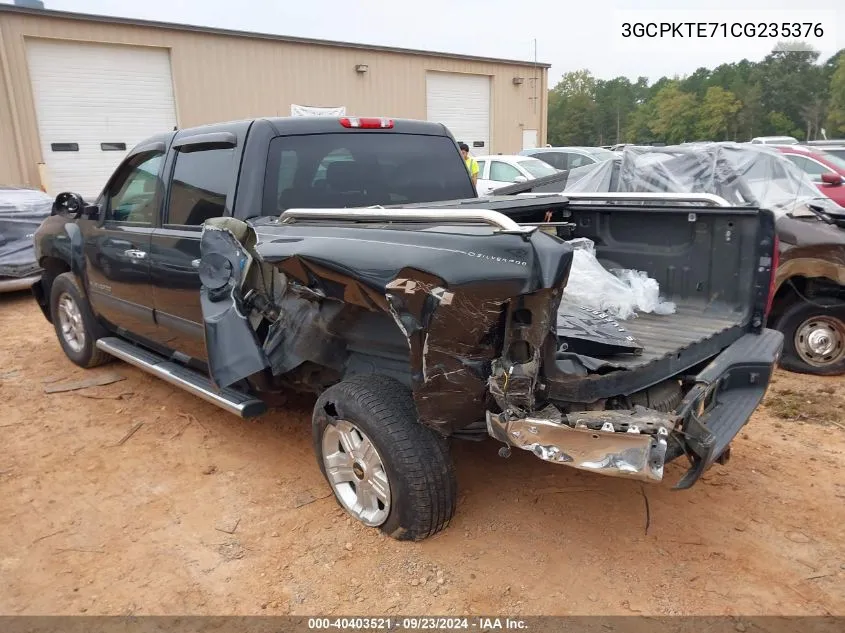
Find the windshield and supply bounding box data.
[517,158,558,178]
[819,150,845,171]
[824,148,845,162]
[262,133,475,214]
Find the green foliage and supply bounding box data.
[826,55,845,135]
[696,87,742,140]
[547,45,845,145]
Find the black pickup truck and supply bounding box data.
[32,116,783,540]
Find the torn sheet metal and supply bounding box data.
[486,407,670,482]
[244,219,574,433]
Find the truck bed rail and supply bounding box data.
[278,208,537,235]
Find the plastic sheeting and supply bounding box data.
[0,187,52,278]
[563,142,842,216]
[561,238,676,320]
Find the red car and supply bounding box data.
[776,145,845,207]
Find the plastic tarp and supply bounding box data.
[561,238,676,320]
[563,142,842,216]
[0,187,51,278]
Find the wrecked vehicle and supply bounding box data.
[503,143,845,376]
[32,118,783,540]
[0,186,51,293]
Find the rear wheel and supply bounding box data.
[49,272,111,368]
[774,297,845,376]
[312,375,457,541]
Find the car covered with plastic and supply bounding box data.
[0,186,51,293]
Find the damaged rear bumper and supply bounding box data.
[487,328,784,487]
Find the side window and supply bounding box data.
[536,152,567,170]
[166,147,235,226]
[566,153,593,169]
[106,152,164,224]
[490,161,522,183]
[785,155,828,182]
[476,160,487,177]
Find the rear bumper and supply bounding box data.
[486,328,784,488]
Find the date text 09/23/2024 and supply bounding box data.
[307,617,528,630]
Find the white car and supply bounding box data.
[473,154,559,195]
[749,136,799,145]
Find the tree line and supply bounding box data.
[547,42,845,146]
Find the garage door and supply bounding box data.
[426,72,490,155]
[26,39,177,200]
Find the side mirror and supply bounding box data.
[82,204,101,221]
[53,192,86,217]
[821,172,843,186]
[513,175,528,183]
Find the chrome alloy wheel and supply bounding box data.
[321,420,391,526]
[57,292,86,353]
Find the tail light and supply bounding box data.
[765,234,780,318]
[339,117,394,129]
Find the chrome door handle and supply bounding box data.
[191,258,201,269]
[124,249,147,259]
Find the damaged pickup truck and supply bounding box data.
[32,117,783,540]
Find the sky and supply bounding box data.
[4,0,844,86]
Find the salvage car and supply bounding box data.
[32,117,782,540]
[536,142,845,375]
[0,186,51,293]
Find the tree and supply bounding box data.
[547,71,599,146]
[768,111,794,136]
[546,46,845,145]
[757,45,825,135]
[826,54,845,136]
[648,83,698,144]
[696,87,742,140]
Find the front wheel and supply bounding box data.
[49,272,111,368]
[312,375,457,541]
[774,297,845,376]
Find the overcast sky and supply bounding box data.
[6,0,844,85]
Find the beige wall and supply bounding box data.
[0,11,548,188]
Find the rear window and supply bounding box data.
[263,133,475,214]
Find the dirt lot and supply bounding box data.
[1,291,844,616]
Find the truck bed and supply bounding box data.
[595,300,744,370]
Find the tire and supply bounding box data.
[312,374,457,541]
[774,297,845,376]
[629,379,683,413]
[49,272,112,369]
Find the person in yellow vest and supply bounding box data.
[459,142,479,187]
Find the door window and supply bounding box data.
[476,160,487,177]
[784,155,831,183]
[566,153,595,169]
[106,152,164,224]
[534,152,568,170]
[489,161,522,182]
[166,147,236,226]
